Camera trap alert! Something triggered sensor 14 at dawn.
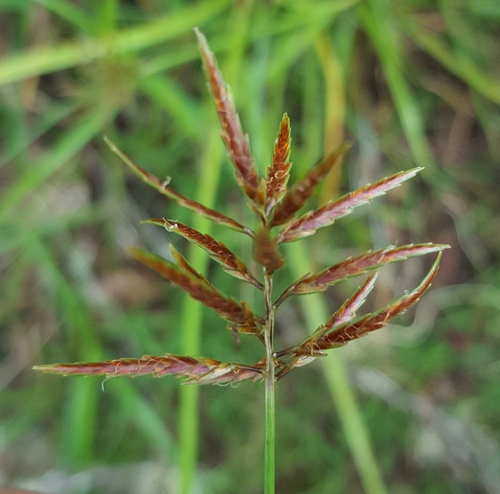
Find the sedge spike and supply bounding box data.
[34,29,449,494]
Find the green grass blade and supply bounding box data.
[0,100,79,169]
[93,0,119,35]
[139,75,199,138]
[358,2,437,178]
[27,236,102,465]
[32,0,93,33]
[178,130,224,494]
[409,25,500,105]
[0,107,117,223]
[110,380,175,461]
[0,0,229,85]
[286,242,388,494]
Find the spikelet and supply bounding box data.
[275,243,449,306]
[270,142,351,227]
[195,28,264,207]
[253,227,285,274]
[34,354,265,385]
[266,113,292,215]
[145,218,262,289]
[276,167,422,243]
[128,247,260,336]
[274,253,442,378]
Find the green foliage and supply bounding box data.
[1,1,499,493]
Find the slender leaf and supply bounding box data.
[0,0,229,85]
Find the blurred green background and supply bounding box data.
[1,0,500,493]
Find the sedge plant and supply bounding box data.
[34,29,449,493]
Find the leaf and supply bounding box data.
[195,29,264,206]
[277,167,423,243]
[275,243,449,305]
[33,354,265,385]
[104,136,254,238]
[270,142,351,227]
[316,251,442,350]
[266,113,292,215]
[253,226,285,274]
[145,218,263,289]
[128,247,260,335]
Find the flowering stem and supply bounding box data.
[263,270,275,494]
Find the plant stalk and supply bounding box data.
[263,271,275,494]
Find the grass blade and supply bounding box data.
[358,2,437,177]
[178,131,224,494]
[285,241,389,494]
[409,24,500,106]
[0,108,116,223]
[0,0,229,85]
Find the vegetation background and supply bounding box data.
[1,0,499,493]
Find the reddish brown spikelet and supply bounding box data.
[277,167,423,243]
[266,113,292,214]
[253,227,285,274]
[318,271,379,332]
[104,136,253,238]
[274,272,378,359]
[316,252,442,350]
[195,29,263,206]
[282,253,441,367]
[33,354,265,385]
[145,218,262,290]
[270,142,351,227]
[276,243,448,304]
[169,244,211,284]
[128,247,259,334]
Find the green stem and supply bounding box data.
[263,271,275,494]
